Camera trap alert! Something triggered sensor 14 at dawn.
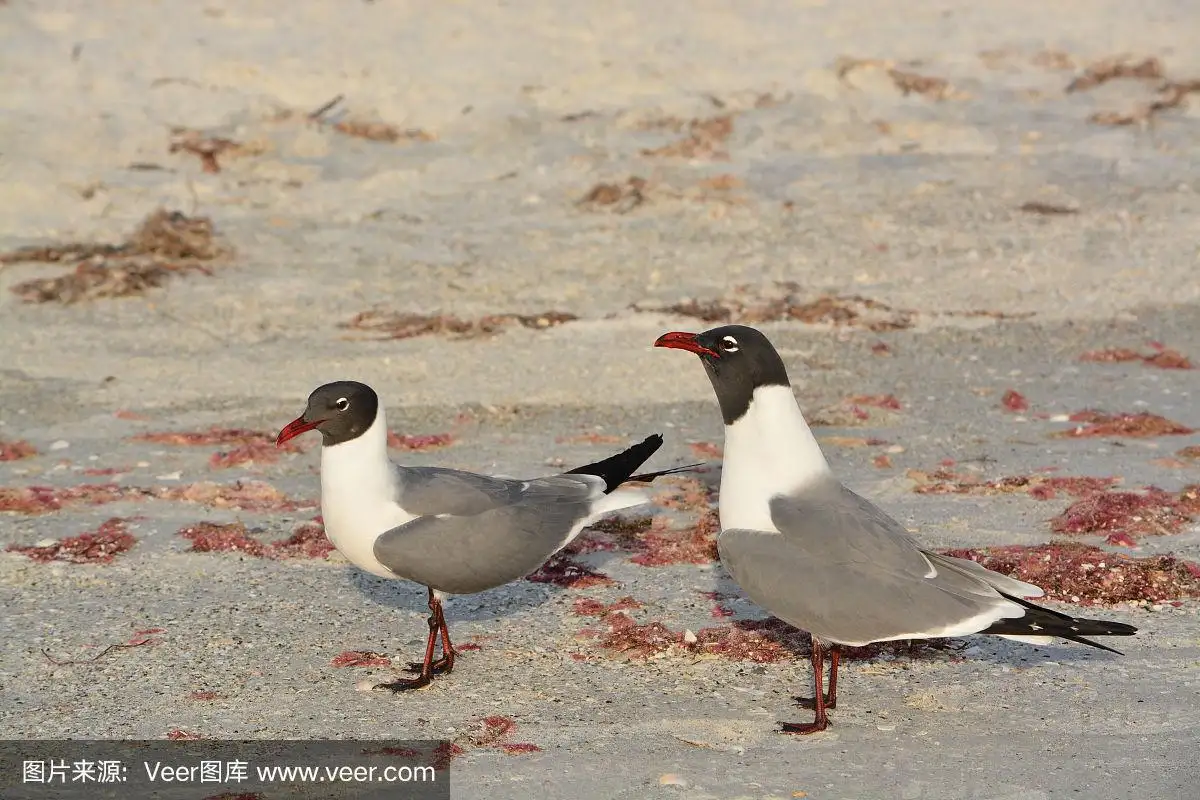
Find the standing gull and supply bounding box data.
[655,324,1137,734]
[277,380,693,690]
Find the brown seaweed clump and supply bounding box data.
[4,210,230,303]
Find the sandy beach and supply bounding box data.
[2,1,1199,798]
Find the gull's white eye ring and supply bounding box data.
[335,398,350,411]
[720,336,739,352]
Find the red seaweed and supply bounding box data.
[179,519,332,559]
[587,614,681,659]
[133,427,292,447]
[571,596,643,616]
[691,618,804,663]
[583,611,984,663]
[1054,410,1194,438]
[568,506,719,567]
[159,480,311,512]
[430,742,465,771]
[331,651,392,668]
[178,522,267,557]
[525,553,615,588]
[0,480,309,515]
[471,716,516,745]
[1051,488,1194,540]
[909,469,1117,498]
[7,518,136,564]
[846,393,903,410]
[0,439,38,461]
[555,432,623,446]
[628,512,720,567]
[941,541,1200,604]
[132,427,303,467]
[0,483,144,514]
[1027,476,1121,500]
[387,432,455,451]
[436,715,542,760]
[689,441,723,458]
[652,477,714,512]
[566,516,653,554]
[209,441,287,469]
[270,520,335,559]
[581,613,806,663]
[1001,390,1030,412]
[709,593,735,618]
[1080,345,1192,370]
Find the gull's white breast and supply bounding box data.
[319,412,413,578]
[718,385,832,533]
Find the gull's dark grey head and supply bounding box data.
[654,324,791,424]
[276,380,380,447]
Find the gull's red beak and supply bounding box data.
[654,331,720,358]
[276,416,321,447]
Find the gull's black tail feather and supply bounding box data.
[982,592,1139,655]
[565,434,665,493]
[626,463,705,484]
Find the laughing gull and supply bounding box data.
[277,380,694,691]
[655,324,1137,734]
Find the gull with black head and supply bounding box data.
[655,324,1137,734]
[277,380,694,691]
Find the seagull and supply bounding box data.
[654,324,1138,734]
[276,380,693,691]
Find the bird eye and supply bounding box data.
[720,335,739,352]
[334,398,349,411]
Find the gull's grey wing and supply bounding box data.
[376,473,603,595]
[716,481,1022,645]
[393,465,603,517]
[766,481,947,581]
[923,551,1045,599]
[772,481,1045,599]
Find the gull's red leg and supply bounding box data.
[377,604,439,692]
[782,638,830,734]
[826,646,840,709]
[431,599,456,675]
[405,590,456,675]
[793,640,839,709]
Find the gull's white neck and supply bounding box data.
[719,384,832,532]
[319,408,414,578]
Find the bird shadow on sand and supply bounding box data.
[347,568,567,623]
[958,633,1133,668]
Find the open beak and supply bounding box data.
[654,331,720,358]
[276,415,321,447]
